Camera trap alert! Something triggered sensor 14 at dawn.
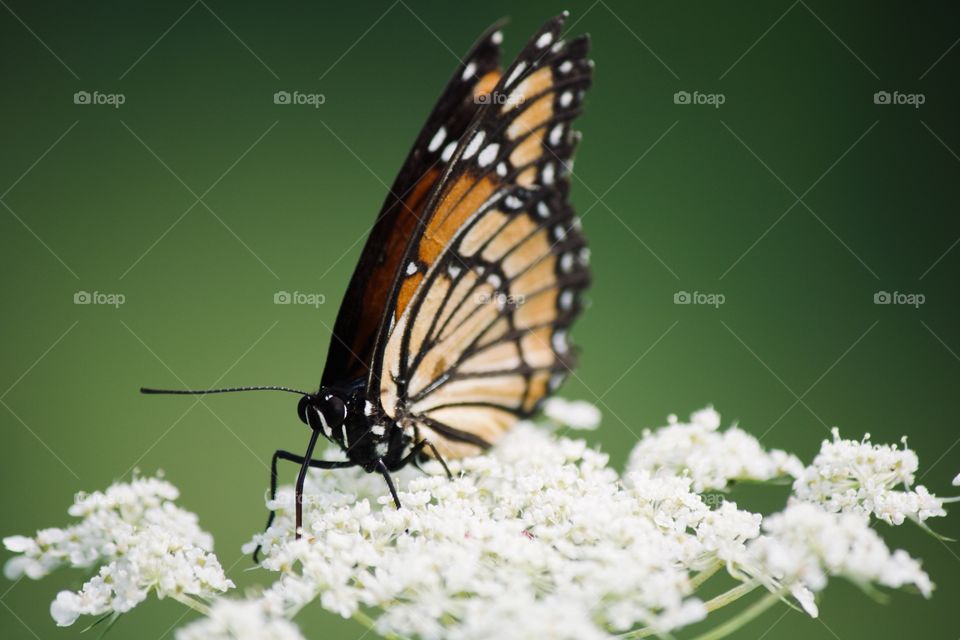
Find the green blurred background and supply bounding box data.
[1,1,958,638]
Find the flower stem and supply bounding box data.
[616,581,760,639]
[353,610,409,640]
[703,581,758,612]
[689,590,783,640]
[690,562,722,589]
[170,593,211,616]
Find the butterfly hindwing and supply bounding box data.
[321,23,505,386]
[371,13,593,458]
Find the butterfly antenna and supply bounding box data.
[140,386,310,396]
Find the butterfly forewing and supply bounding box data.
[370,13,593,458]
[321,23,505,386]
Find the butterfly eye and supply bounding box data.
[296,395,312,425]
[318,395,347,430]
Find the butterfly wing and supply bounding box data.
[321,22,505,387]
[371,13,593,458]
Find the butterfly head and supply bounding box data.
[297,391,347,440]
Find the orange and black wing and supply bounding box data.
[321,23,505,387]
[370,13,593,458]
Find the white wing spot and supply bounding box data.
[496,161,508,177]
[560,91,574,108]
[579,247,591,265]
[478,143,499,167]
[558,60,573,74]
[364,400,375,416]
[551,41,565,53]
[536,32,554,49]
[542,162,555,185]
[371,424,386,436]
[463,131,485,159]
[406,261,418,275]
[487,273,502,288]
[491,30,503,45]
[561,252,575,273]
[560,290,574,310]
[428,126,446,152]
[505,194,523,209]
[504,62,527,88]
[441,141,457,162]
[537,201,550,218]
[553,225,567,241]
[552,330,569,354]
[447,262,462,279]
[549,124,564,146]
[461,61,477,81]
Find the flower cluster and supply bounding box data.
[626,406,803,491]
[239,408,943,639]
[736,503,932,617]
[4,474,233,627]
[3,406,954,640]
[791,428,947,525]
[246,425,723,639]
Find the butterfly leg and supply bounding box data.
[376,459,403,509]
[252,449,356,563]
[398,439,453,480]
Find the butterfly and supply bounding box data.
[142,12,592,558]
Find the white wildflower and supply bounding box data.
[542,396,602,430]
[4,474,233,626]
[4,405,954,639]
[247,423,732,638]
[737,502,933,616]
[791,428,946,525]
[627,407,803,491]
[176,598,306,640]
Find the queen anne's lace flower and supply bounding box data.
[4,474,233,627]
[175,598,306,640]
[3,406,953,640]
[735,502,932,617]
[791,428,947,525]
[245,424,755,638]
[542,397,602,430]
[626,407,803,491]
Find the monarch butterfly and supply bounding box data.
[142,12,592,556]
